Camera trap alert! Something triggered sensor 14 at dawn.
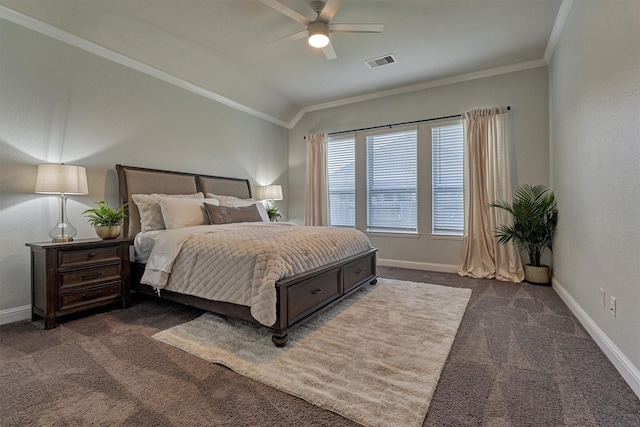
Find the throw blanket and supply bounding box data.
[141,223,372,326]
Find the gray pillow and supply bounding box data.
[204,203,263,224]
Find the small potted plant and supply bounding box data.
[266,203,281,222]
[83,201,127,239]
[489,184,558,284]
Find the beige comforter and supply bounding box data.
[141,223,372,326]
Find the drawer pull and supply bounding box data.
[82,272,103,280]
[311,288,323,295]
[88,252,96,258]
[355,269,362,274]
[81,291,102,301]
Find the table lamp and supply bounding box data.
[35,163,89,242]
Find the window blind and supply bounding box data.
[432,123,464,235]
[366,129,417,232]
[327,135,355,227]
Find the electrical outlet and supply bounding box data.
[609,296,616,317]
[600,288,605,308]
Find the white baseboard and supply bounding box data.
[0,305,31,325]
[553,277,640,399]
[377,258,459,274]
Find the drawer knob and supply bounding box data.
[82,272,103,280]
[355,269,362,274]
[88,252,96,258]
[311,288,323,295]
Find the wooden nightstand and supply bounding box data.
[26,238,132,329]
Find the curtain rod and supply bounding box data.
[305,106,511,138]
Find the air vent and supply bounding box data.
[365,54,397,69]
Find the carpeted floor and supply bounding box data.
[1,267,639,426]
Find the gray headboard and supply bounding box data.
[116,164,252,238]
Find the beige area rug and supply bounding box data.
[153,278,472,427]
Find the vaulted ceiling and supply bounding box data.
[0,0,563,127]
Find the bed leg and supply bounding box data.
[272,333,289,347]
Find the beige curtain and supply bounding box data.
[458,108,524,282]
[304,133,329,226]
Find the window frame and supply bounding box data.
[326,133,356,228]
[431,120,464,237]
[365,126,418,234]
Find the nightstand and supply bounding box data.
[26,238,132,329]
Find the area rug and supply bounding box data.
[153,278,472,427]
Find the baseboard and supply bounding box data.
[0,305,31,326]
[377,258,459,274]
[553,277,640,399]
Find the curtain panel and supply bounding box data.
[304,133,329,226]
[458,108,524,282]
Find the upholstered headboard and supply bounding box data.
[116,164,252,238]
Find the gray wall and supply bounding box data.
[549,0,640,378]
[0,20,288,316]
[288,67,550,270]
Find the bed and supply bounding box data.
[116,164,377,346]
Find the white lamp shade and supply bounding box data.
[261,184,283,201]
[35,164,89,195]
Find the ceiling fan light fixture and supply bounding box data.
[308,20,329,48]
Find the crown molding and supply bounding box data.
[0,5,289,128]
[287,58,548,128]
[544,0,575,63]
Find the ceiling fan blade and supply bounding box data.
[322,42,337,60]
[267,30,308,45]
[319,0,343,22]
[330,23,384,33]
[259,0,310,26]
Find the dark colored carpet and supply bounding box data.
[1,267,639,426]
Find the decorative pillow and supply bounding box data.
[220,199,270,222]
[204,203,263,225]
[132,193,204,232]
[160,197,217,230]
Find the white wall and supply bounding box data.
[0,19,288,318]
[549,0,640,390]
[288,67,550,270]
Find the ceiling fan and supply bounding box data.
[259,0,384,60]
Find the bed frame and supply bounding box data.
[116,164,377,346]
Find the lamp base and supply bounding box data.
[51,236,74,243]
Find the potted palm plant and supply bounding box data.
[83,201,127,239]
[489,184,558,284]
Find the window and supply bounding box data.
[366,129,417,232]
[432,123,464,235]
[327,135,355,227]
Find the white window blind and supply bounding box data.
[366,129,417,232]
[432,123,464,235]
[327,135,355,227]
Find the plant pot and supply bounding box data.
[524,264,550,285]
[94,225,121,240]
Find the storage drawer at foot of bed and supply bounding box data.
[287,268,341,324]
[343,256,375,293]
[58,283,121,312]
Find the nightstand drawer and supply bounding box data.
[59,246,120,267]
[59,265,121,289]
[59,283,121,311]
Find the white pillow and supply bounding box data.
[132,192,204,232]
[220,199,270,222]
[160,197,217,229]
